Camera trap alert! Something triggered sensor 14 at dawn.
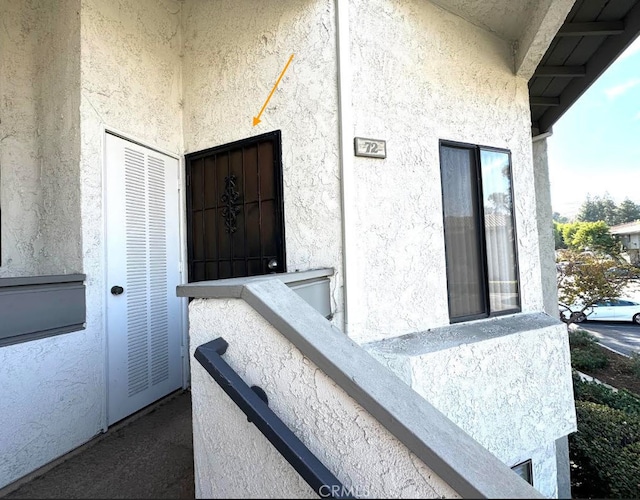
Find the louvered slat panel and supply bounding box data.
[147,155,170,386]
[125,147,150,397]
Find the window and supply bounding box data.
[440,141,520,322]
[511,459,533,485]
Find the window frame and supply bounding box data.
[439,139,521,323]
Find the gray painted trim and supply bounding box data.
[0,274,86,288]
[362,311,562,356]
[0,274,86,348]
[176,268,334,299]
[555,436,572,499]
[183,277,543,499]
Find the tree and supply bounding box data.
[554,221,567,250]
[570,221,619,256]
[557,249,634,326]
[615,198,640,225]
[560,222,581,249]
[556,220,619,255]
[577,194,618,225]
[553,212,569,224]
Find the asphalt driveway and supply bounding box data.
[579,321,640,357]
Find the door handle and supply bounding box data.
[111,285,124,296]
[267,259,278,271]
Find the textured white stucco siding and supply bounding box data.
[0,1,102,490]
[0,330,104,488]
[38,1,83,275]
[347,0,543,342]
[189,298,459,499]
[0,0,44,276]
[367,316,576,498]
[0,0,82,277]
[408,327,573,498]
[1,0,185,488]
[533,137,559,316]
[181,0,344,327]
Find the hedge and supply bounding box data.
[570,378,640,498]
[573,373,640,415]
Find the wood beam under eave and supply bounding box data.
[557,21,625,36]
[538,1,640,134]
[534,65,586,77]
[531,97,560,106]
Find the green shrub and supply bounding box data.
[570,401,640,499]
[571,347,610,372]
[569,329,610,371]
[569,329,598,348]
[573,374,640,415]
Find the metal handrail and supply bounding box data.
[194,337,355,499]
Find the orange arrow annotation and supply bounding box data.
[253,53,294,126]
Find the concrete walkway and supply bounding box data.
[1,390,194,499]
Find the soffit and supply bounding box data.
[430,0,540,40]
[529,0,640,135]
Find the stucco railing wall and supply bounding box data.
[364,313,577,498]
[179,277,542,499]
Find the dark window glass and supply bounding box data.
[440,142,520,322]
[441,146,485,319]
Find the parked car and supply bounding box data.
[560,298,640,324]
[605,266,640,279]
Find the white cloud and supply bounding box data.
[605,78,640,99]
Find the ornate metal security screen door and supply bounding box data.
[185,131,286,281]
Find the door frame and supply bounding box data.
[100,126,188,431]
[184,130,286,282]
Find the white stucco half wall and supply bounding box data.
[188,297,459,499]
[365,313,577,498]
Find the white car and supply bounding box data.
[562,298,640,324]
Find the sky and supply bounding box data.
[547,35,640,219]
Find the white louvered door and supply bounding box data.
[105,133,183,426]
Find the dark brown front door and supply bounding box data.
[185,130,286,282]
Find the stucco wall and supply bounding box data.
[0,0,570,492]
[0,329,104,488]
[181,0,344,327]
[346,0,543,342]
[188,297,459,499]
[0,0,44,276]
[533,137,559,315]
[0,0,185,488]
[0,0,82,277]
[37,1,83,275]
[0,1,101,489]
[365,313,577,498]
